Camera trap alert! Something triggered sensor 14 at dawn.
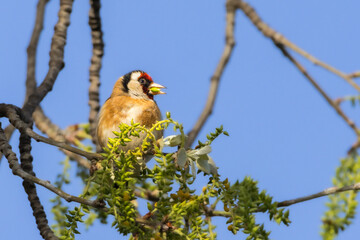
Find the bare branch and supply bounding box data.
[234,0,360,91]
[26,0,49,98]
[0,0,90,170]
[23,0,73,118]
[0,125,104,210]
[88,0,104,148]
[6,1,59,239]
[347,139,360,155]
[26,126,101,161]
[277,182,360,207]
[19,127,59,240]
[33,107,91,168]
[206,182,360,218]
[0,104,101,160]
[276,45,360,136]
[0,0,49,162]
[27,0,89,168]
[186,0,237,148]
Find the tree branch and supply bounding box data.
[0,104,101,161]
[23,0,73,118]
[19,127,59,240]
[1,109,89,174]
[205,182,360,219]
[88,0,104,148]
[26,126,101,161]
[186,0,237,148]
[277,182,360,207]
[232,0,360,136]
[33,107,91,168]
[7,1,60,239]
[276,45,360,136]
[234,0,360,91]
[0,0,91,171]
[0,0,49,162]
[0,124,105,210]
[348,139,360,155]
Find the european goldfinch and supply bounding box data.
[96,70,165,153]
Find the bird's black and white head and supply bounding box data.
[112,70,165,100]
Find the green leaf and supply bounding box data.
[177,148,187,167]
[163,134,187,147]
[194,145,212,156]
[190,159,196,178]
[208,155,218,175]
[196,158,211,174]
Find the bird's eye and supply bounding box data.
[138,78,146,85]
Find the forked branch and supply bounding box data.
[234,0,360,92]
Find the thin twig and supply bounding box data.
[88,0,104,147]
[33,107,91,168]
[347,139,360,155]
[206,182,360,218]
[26,127,101,161]
[234,0,360,91]
[134,187,160,202]
[276,44,360,136]
[0,105,101,161]
[277,182,360,207]
[186,0,237,148]
[0,125,104,210]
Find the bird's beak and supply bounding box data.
[149,82,166,95]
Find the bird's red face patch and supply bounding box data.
[139,72,153,82]
[138,72,154,99]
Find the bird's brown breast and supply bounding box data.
[96,95,162,149]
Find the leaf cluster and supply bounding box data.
[321,155,360,240]
[54,113,290,239]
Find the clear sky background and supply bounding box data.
[1,0,360,239]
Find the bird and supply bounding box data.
[96,70,165,155]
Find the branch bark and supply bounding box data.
[33,107,91,168]
[2,1,74,238]
[23,0,73,118]
[19,127,59,240]
[88,0,104,148]
[234,0,360,91]
[0,124,104,209]
[11,1,59,239]
[276,45,360,136]
[0,0,49,161]
[206,182,360,218]
[230,0,360,137]
[186,0,237,148]
[0,104,101,161]
[277,182,360,207]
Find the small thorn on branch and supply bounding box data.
[348,71,360,79]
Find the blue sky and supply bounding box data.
[1,0,360,239]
